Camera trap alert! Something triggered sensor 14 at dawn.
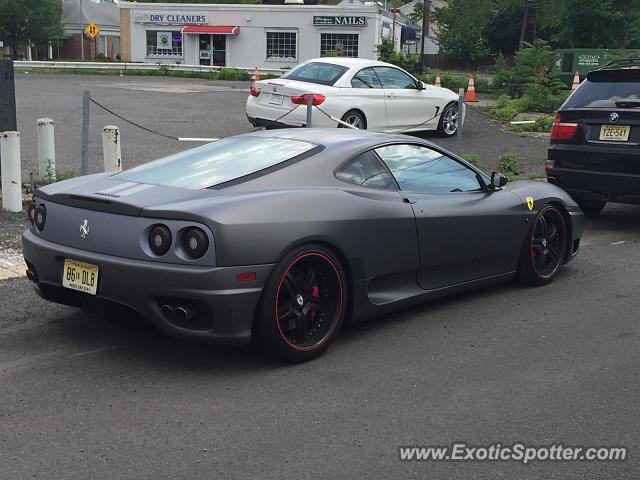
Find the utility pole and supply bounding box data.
[392,0,397,50]
[421,0,431,69]
[80,0,84,60]
[518,0,530,49]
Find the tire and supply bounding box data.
[436,102,459,137]
[253,244,347,363]
[517,205,568,286]
[339,110,366,130]
[576,199,606,218]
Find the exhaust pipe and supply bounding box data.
[160,303,196,323]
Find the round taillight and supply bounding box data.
[183,228,209,259]
[35,205,46,231]
[27,202,37,225]
[149,225,172,256]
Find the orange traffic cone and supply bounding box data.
[571,71,580,92]
[464,75,477,102]
[434,72,441,88]
[251,66,260,85]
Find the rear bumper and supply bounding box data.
[547,143,640,204]
[546,165,640,204]
[22,230,276,346]
[245,97,337,128]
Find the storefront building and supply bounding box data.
[119,0,420,69]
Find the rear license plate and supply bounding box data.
[268,94,284,106]
[599,124,630,141]
[62,259,99,295]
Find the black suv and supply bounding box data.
[546,60,640,217]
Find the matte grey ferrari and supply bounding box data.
[23,129,584,362]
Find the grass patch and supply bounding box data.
[16,67,279,81]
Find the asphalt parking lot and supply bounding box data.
[14,73,549,181]
[2,73,639,478]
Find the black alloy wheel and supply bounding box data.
[254,245,347,362]
[518,205,568,286]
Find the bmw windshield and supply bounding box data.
[283,62,349,86]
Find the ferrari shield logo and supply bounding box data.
[526,197,534,211]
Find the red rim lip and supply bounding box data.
[275,252,343,353]
[530,206,566,279]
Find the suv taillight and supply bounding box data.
[250,85,261,97]
[550,114,579,141]
[291,94,326,106]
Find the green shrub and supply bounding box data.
[376,35,421,75]
[461,153,481,167]
[215,67,250,81]
[498,153,518,175]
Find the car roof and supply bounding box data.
[242,127,417,149]
[303,57,399,70]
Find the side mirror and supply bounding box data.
[417,80,426,90]
[490,172,508,190]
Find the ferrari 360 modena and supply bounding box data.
[23,129,584,362]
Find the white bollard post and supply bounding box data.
[1,131,23,213]
[37,118,56,181]
[102,126,122,172]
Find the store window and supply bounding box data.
[97,35,106,57]
[146,31,183,57]
[320,33,358,57]
[266,31,297,61]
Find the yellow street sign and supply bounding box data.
[85,23,100,39]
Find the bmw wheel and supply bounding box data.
[339,110,366,130]
[254,244,347,363]
[517,205,567,286]
[437,102,459,137]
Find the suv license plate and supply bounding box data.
[62,259,99,295]
[599,124,630,141]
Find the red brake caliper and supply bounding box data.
[309,285,320,320]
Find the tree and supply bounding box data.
[0,0,63,58]
[433,0,491,64]
[542,0,640,49]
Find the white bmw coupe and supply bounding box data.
[246,57,461,136]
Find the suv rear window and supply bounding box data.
[564,68,640,108]
[284,62,349,86]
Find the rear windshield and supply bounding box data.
[116,136,317,189]
[564,68,640,108]
[284,62,349,86]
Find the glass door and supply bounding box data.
[212,35,226,67]
[199,34,212,66]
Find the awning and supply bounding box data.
[180,26,239,35]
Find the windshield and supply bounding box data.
[116,136,317,189]
[564,69,640,108]
[284,62,349,86]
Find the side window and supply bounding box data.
[335,150,396,190]
[373,67,417,89]
[351,67,382,89]
[375,144,481,193]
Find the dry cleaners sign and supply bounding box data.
[134,12,208,24]
[313,16,367,26]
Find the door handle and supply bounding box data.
[402,197,416,204]
[386,93,396,98]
